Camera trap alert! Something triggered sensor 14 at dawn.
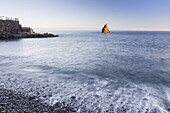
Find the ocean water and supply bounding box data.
[0,31,170,112]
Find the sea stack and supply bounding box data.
[102,24,110,33]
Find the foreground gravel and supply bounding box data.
[0,88,75,113]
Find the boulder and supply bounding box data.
[102,24,110,33]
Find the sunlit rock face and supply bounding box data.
[102,24,110,33]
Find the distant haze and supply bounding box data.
[0,0,170,31]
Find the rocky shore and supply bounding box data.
[0,88,75,113]
[0,19,58,39]
[0,32,59,39]
[22,33,59,38]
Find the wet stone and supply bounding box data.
[71,96,76,99]
[166,106,170,111]
[54,102,62,108]
[143,98,148,101]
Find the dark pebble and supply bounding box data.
[166,106,170,111]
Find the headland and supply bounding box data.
[0,16,58,39]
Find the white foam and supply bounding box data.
[0,73,169,112]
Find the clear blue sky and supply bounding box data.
[0,0,170,31]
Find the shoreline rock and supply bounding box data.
[23,33,59,38]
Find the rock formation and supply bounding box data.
[0,20,22,38]
[22,27,35,34]
[0,19,58,39]
[102,24,110,33]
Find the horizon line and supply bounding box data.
[34,28,170,32]
[31,27,170,32]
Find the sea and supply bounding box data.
[0,31,170,113]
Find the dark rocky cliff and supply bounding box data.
[0,20,22,38]
[0,19,58,39]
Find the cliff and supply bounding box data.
[0,20,22,38]
[0,19,58,39]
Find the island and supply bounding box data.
[0,16,58,39]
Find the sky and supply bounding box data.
[0,0,170,31]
